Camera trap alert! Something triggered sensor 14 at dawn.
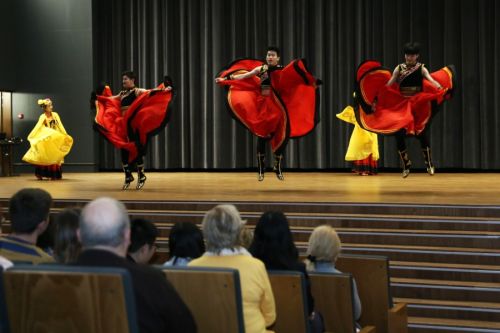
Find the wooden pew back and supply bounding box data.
[2,265,138,333]
[268,270,311,333]
[163,267,244,333]
[336,254,407,333]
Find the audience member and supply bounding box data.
[164,222,204,266]
[53,208,82,263]
[305,225,362,321]
[238,226,254,249]
[127,218,158,264]
[76,197,196,333]
[189,205,276,333]
[249,211,323,332]
[0,188,54,264]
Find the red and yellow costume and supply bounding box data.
[353,60,455,136]
[94,82,174,165]
[216,59,320,153]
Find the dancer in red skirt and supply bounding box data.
[354,43,455,178]
[93,72,174,189]
[215,46,321,181]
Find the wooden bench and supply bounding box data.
[162,267,244,333]
[2,265,138,333]
[309,272,376,333]
[336,254,407,333]
[268,270,311,333]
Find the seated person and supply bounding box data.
[0,188,54,264]
[76,197,196,333]
[53,208,82,263]
[305,225,362,322]
[249,211,322,332]
[127,218,159,264]
[189,205,276,333]
[164,222,204,266]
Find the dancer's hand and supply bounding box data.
[215,77,225,83]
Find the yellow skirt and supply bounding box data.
[22,127,73,166]
[337,106,379,161]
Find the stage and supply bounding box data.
[0,172,499,206]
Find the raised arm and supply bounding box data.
[422,66,443,89]
[215,66,262,83]
[385,66,400,87]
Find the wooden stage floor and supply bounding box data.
[0,172,499,206]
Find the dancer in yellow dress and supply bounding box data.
[337,105,379,175]
[22,99,73,179]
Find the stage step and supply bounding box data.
[408,316,500,333]
[389,261,500,283]
[396,298,500,322]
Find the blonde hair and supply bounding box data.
[305,225,341,271]
[38,98,52,109]
[238,226,254,249]
[202,204,245,253]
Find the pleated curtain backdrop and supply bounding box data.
[92,0,500,170]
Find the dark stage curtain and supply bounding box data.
[92,0,500,170]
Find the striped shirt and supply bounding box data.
[0,236,54,264]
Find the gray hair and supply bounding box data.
[79,197,130,248]
[202,205,245,253]
[305,225,342,271]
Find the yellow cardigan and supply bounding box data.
[22,112,73,166]
[337,106,379,161]
[189,254,276,333]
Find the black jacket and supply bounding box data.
[75,249,196,333]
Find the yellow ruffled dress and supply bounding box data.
[22,112,73,178]
[337,106,379,174]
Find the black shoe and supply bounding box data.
[136,172,147,190]
[398,150,412,179]
[422,147,435,176]
[123,174,135,190]
[257,153,265,181]
[273,154,284,181]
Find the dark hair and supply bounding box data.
[36,216,55,251]
[168,222,205,263]
[121,70,137,81]
[266,46,281,57]
[249,211,298,270]
[128,218,158,253]
[9,188,52,234]
[53,208,82,264]
[403,42,420,55]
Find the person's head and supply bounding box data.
[38,98,53,113]
[122,70,137,89]
[305,225,341,271]
[266,46,281,66]
[36,216,56,253]
[9,188,52,236]
[202,205,245,254]
[168,222,205,264]
[128,218,159,264]
[53,208,82,263]
[403,42,420,65]
[78,197,130,257]
[238,226,254,249]
[249,211,298,269]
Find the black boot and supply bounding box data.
[122,164,134,190]
[398,150,411,178]
[136,164,147,190]
[422,147,435,175]
[257,153,265,181]
[273,154,284,181]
